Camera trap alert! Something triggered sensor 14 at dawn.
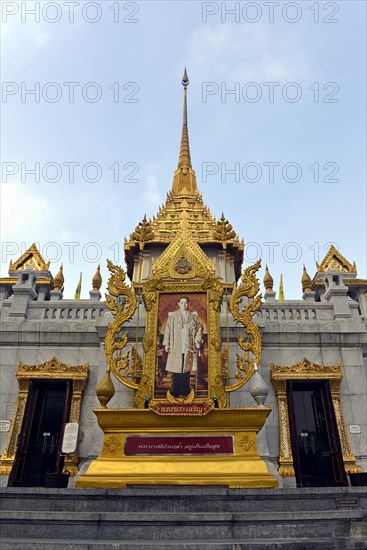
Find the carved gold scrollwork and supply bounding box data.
[97,260,137,406]
[226,260,262,392]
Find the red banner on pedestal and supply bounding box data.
[124,435,234,456]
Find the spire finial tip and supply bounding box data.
[182,67,189,87]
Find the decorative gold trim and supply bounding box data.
[316,245,356,273]
[0,357,89,477]
[9,243,50,272]
[0,277,53,286]
[226,260,262,392]
[98,260,137,406]
[150,225,215,281]
[271,358,361,477]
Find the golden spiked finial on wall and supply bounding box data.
[263,264,274,291]
[302,265,312,293]
[92,264,102,291]
[131,214,154,251]
[214,213,237,250]
[54,264,64,291]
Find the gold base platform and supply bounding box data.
[76,408,278,489]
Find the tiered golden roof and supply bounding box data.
[124,70,244,279]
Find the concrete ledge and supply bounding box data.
[1,539,367,550]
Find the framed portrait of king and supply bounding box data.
[155,292,208,400]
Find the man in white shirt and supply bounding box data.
[163,296,202,397]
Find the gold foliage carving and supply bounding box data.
[101,260,137,401]
[238,435,255,453]
[104,435,121,454]
[221,344,229,380]
[17,356,88,377]
[226,260,262,392]
[271,357,342,377]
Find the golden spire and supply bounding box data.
[92,264,102,291]
[171,68,198,196]
[302,265,312,292]
[54,264,64,291]
[263,264,274,291]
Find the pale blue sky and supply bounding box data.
[1,0,366,298]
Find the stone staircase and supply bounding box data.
[0,486,366,549]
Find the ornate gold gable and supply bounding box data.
[150,224,216,281]
[9,243,50,272]
[316,245,356,273]
[270,358,361,476]
[0,357,89,476]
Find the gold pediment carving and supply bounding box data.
[316,245,356,273]
[17,356,89,381]
[270,357,342,380]
[150,226,216,281]
[9,243,50,272]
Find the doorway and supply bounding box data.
[8,379,72,487]
[287,380,347,487]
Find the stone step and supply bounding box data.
[0,510,364,541]
[0,539,367,550]
[0,487,365,549]
[1,487,366,513]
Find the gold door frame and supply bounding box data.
[270,358,361,476]
[0,357,89,476]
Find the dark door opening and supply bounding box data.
[8,379,71,487]
[287,380,347,488]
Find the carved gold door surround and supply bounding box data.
[0,357,89,476]
[270,358,361,477]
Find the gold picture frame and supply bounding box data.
[134,226,226,408]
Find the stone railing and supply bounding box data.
[256,303,334,322]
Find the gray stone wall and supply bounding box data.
[0,267,366,487]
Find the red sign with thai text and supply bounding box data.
[124,435,234,456]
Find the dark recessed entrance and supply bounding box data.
[8,379,71,487]
[287,380,347,488]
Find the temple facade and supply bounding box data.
[0,72,366,489]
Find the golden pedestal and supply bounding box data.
[76,408,278,489]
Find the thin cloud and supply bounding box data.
[187,24,309,81]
